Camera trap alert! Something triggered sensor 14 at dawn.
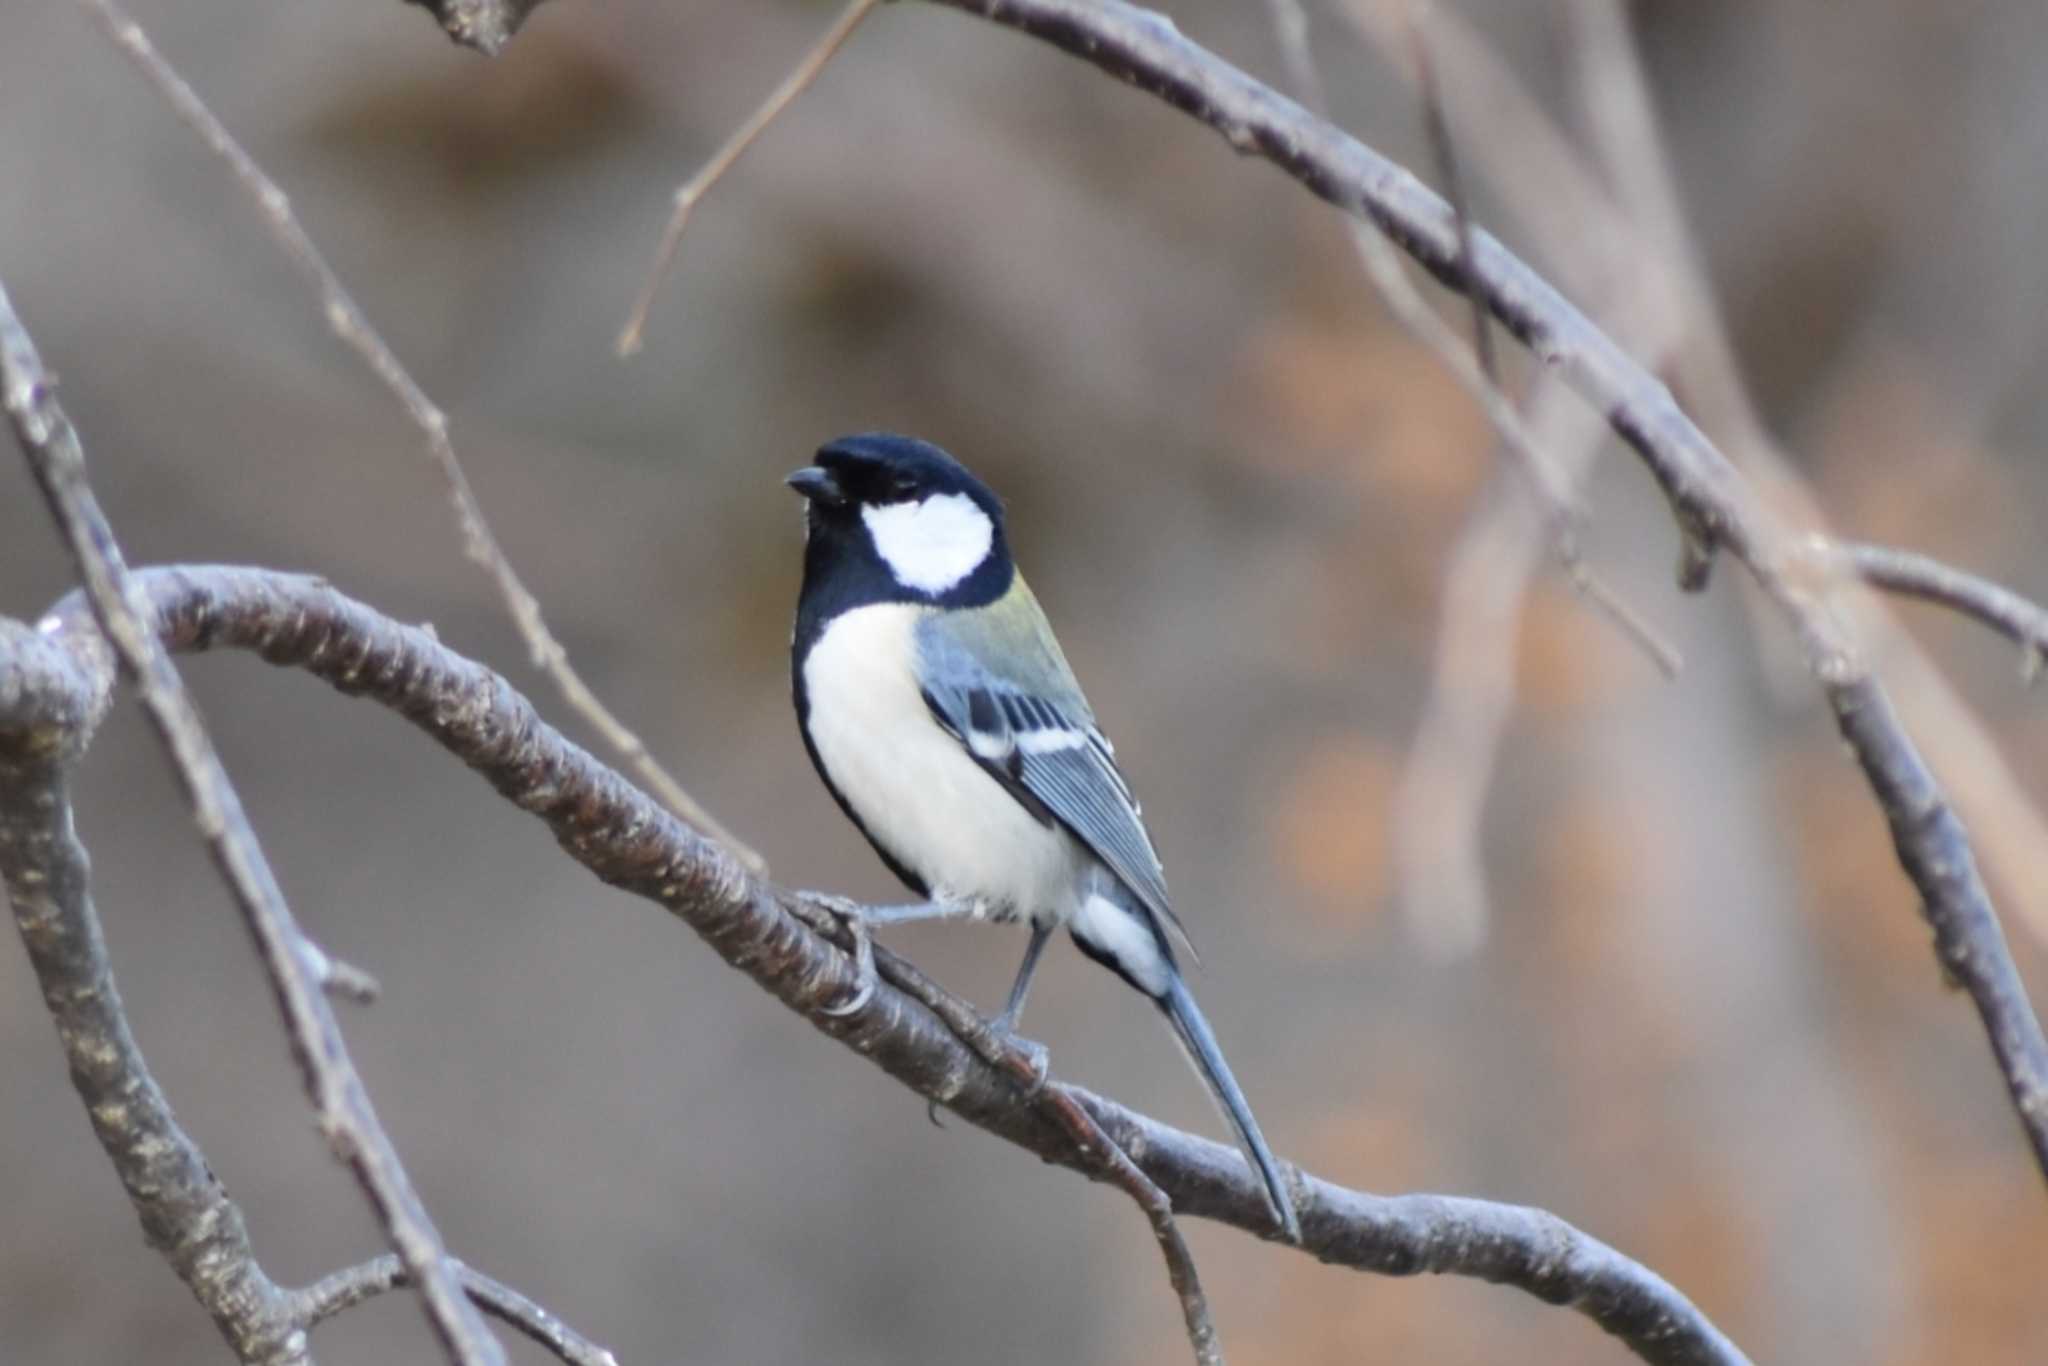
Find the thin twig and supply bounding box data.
[304,937,384,1006]
[0,284,504,1366]
[1268,0,1672,953]
[617,0,882,356]
[1264,0,1679,678]
[14,564,1749,1366]
[297,1256,618,1366]
[1401,0,1495,383]
[75,0,764,876]
[861,943,1224,1364]
[1841,542,2048,680]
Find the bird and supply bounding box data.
[787,430,1300,1242]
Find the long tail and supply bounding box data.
[1159,974,1302,1243]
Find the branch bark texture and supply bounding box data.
[2,280,503,1365]
[0,623,313,1366]
[6,564,1749,1366]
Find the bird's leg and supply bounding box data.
[994,922,1054,1030]
[989,923,1055,1090]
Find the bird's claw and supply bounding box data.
[801,891,878,1018]
[1007,1035,1051,1096]
[990,1011,1051,1096]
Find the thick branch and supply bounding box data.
[9,564,1745,1366]
[0,624,313,1366]
[0,281,504,1366]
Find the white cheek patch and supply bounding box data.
[862,492,994,594]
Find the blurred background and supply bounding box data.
[3,0,2047,1361]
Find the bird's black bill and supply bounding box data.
[785,465,844,505]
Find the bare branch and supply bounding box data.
[911,0,2048,1189]
[0,625,313,1366]
[1842,542,2048,679]
[618,0,883,356]
[856,940,1223,1363]
[402,0,545,56]
[9,564,1748,1366]
[1266,0,1672,954]
[0,282,504,1366]
[74,0,765,876]
[1262,0,1679,679]
[297,1257,618,1366]
[303,938,384,1006]
[1400,0,1495,384]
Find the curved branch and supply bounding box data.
[1845,543,2048,675]
[13,564,1746,1366]
[0,623,312,1366]
[296,1257,617,1366]
[1,280,502,1366]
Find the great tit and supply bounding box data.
[788,431,1300,1241]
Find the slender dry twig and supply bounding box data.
[1841,542,2048,678]
[3,621,609,1366]
[0,656,605,1366]
[297,1257,619,1366]
[6,564,1748,1366]
[2,626,606,1359]
[1263,0,1679,679]
[75,0,764,876]
[1390,388,1620,953]
[1368,0,2048,949]
[860,944,1224,1364]
[1401,0,1494,382]
[305,938,384,1005]
[617,0,883,356]
[1266,0,1673,953]
[0,283,504,1366]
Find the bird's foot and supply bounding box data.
[989,1007,1051,1096]
[797,891,877,1018]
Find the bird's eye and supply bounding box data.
[889,476,918,499]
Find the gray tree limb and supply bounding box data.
[0,622,311,1366]
[295,1257,618,1366]
[1,280,503,1366]
[0,625,619,1366]
[1844,543,2048,675]
[2,563,1749,1366]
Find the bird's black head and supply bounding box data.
[788,432,1014,612]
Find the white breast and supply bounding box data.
[803,603,1081,922]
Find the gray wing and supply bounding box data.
[915,588,1193,957]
